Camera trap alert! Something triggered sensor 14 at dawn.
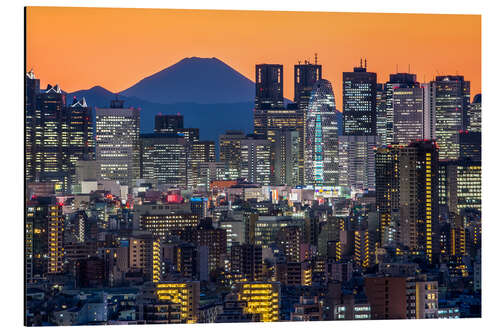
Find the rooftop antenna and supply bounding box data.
[360,58,363,68]
[364,58,367,69]
[314,53,318,65]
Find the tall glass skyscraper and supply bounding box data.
[304,79,339,186]
[255,64,284,110]
[342,61,377,136]
[431,75,470,161]
[95,99,140,188]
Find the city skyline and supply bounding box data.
[23,7,481,326]
[26,7,481,109]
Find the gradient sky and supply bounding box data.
[26,7,481,108]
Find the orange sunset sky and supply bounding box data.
[26,7,481,108]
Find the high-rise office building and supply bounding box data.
[421,83,435,140]
[305,79,339,185]
[338,135,378,191]
[25,70,40,184]
[439,159,481,214]
[273,129,300,186]
[240,135,272,185]
[140,133,187,187]
[255,64,284,109]
[466,93,481,132]
[375,145,401,247]
[376,83,388,146]
[219,130,246,179]
[399,140,439,263]
[384,73,420,143]
[33,84,70,192]
[95,99,140,188]
[393,85,425,145]
[67,97,94,187]
[431,75,470,160]
[342,60,377,136]
[253,106,304,185]
[294,60,322,111]
[459,131,481,162]
[189,141,215,189]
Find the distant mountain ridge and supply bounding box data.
[119,57,255,104]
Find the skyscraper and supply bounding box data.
[140,133,188,188]
[384,73,420,143]
[25,70,40,184]
[294,60,322,112]
[399,140,439,263]
[305,79,339,186]
[342,60,377,136]
[255,64,284,109]
[376,83,388,146]
[240,135,272,185]
[273,129,300,186]
[338,135,378,191]
[393,85,425,145]
[219,130,246,179]
[189,141,215,189]
[253,106,304,185]
[33,84,70,192]
[375,145,400,247]
[67,97,94,187]
[466,93,481,132]
[431,75,470,160]
[95,99,140,188]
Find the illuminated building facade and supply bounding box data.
[95,100,140,188]
[47,203,64,275]
[375,145,400,247]
[235,282,280,322]
[466,93,481,132]
[189,140,215,189]
[439,159,481,214]
[273,129,300,186]
[384,73,420,143]
[255,64,284,110]
[399,140,439,263]
[33,84,70,192]
[25,70,40,184]
[342,61,377,136]
[219,130,246,179]
[139,213,199,238]
[240,135,271,185]
[140,133,187,188]
[305,79,339,185]
[230,243,263,282]
[393,86,425,145]
[459,130,481,162]
[67,97,94,187]
[338,135,378,191]
[376,83,388,146]
[154,281,200,323]
[432,75,470,160]
[253,107,303,185]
